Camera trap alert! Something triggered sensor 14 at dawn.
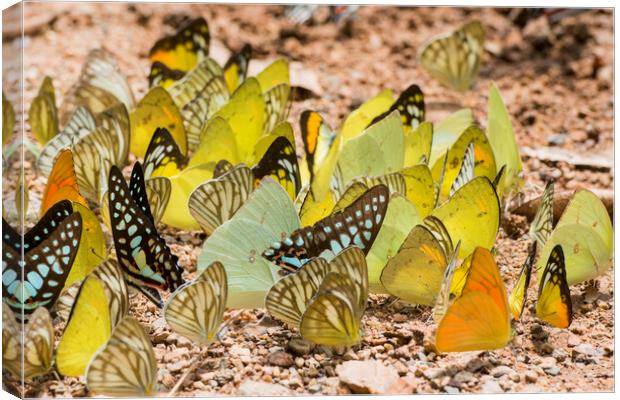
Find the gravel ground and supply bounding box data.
[1,3,614,396]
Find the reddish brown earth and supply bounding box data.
[1,3,614,396]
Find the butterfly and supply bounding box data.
[164,261,228,345]
[60,49,134,126]
[251,135,301,199]
[37,106,97,177]
[71,103,131,201]
[380,217,458,306]
[263,184,390,273]
[2,200,82,320]
[86,316,157,396]
[130,86,187,159]
[143,127,189,179]
[168,59,230,151]
[448,141,475,197]
[528,181,554,249]
[2,304,54,379]
[536,245,572,328]
[3,91,15,147]
[265,257,330,328]
[40,148,88,216]
[108,163,185,307]
[29,76,58,146]
[429,176,500,258]
[432,125,496,202]
[418,20,485,92]
[214,159,234,178]
[299,246,369,346]
[487,83,523,197]
[56,262,129,374]
[434,246,511,352]
[368,84,425,130]
[188,164,254,235]
[331,111,405,197]
[300,110,337,183]
[55,261,129,377]
[536,189,613,285]
[223,43,252,93]
[508,242,538,320]
[148,17,210,88]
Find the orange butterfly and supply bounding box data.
[40,149,88,216]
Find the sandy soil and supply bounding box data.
[1,3,614,396]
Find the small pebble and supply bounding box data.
[525,371,538,383]
[287,338,314,356]
[268,351,294,368]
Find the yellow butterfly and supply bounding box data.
[299,247,369,347]
[86,316,158,396]
[380,217,457,306]
[2,304,54,379]
[55,261,129,377]
[419,20,485,92]
[536,245,572,328]
[29,76,58,146]
[3,91,15,147]
[430,176,500,258]
[508,242,538,320]
[164,261,228,345]
[434,247,511,353]
[129,86,187,159]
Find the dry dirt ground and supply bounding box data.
[1,3,614,396]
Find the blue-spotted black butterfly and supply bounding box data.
[263,184,390,273]
[2,200,83,320]
[108,163,185,307]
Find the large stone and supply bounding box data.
[336,360,399,394]
[267,351,294,368]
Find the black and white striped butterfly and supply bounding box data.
[108,163,185,307]
[2,200,82,320]
[263,184,389,273]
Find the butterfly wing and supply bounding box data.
[29,76,58,146]
[189,164,254,235]
[252,136,301,200]
[265,258,330,327]
[223,43,252,93]
[22,306,54,378]
[40,149,88,216]
[148,17,210,86]
[368,84,425,129]
[164,261,227,345]
[435,247,511,352]
[300,265,367,347]
[449,141,475,197]
[529,181,554,248]
[86,316,157,396]
[509,242,537,320]
[536,245,572,328]
[381,225,448,306]
[300,110,336,182]
[419,20,484,92]
[143,127,189,179]
[56,276,113,376]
